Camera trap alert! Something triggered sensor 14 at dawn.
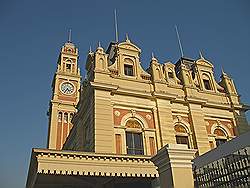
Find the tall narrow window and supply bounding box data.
[115,134,122,154]
[124,64,134,76]
[58,112,62,122]
[202,74,212,90]
[126,132,144,155]
[69,113,73,122]
[64,113,68,123]
[174,124,190,148]
[149,137,156,156]
[203,79,211,90]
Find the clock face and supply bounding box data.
[60,82,74,95]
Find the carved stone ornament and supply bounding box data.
[130,109,136,117]
[146,114,152,120]
[126,119,141,129]
[114,110,120,117]
[176,115,182,122]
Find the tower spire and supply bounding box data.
[68,29,72,43]
[175,25,184,57]
[114,9,119,43]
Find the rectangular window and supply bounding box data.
[126,132,144,155]
[203,79,211,90]
[215,138,227,147]
[176,135,190,148]
[124,64,134,76]
[149,137,156,156]
[115,134,122,154]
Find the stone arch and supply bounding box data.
[120,111,148,129]
[125,119,142,129]
[211,123,231,137]
[173,117,191,133]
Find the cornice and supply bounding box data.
[90,81,118,92]
[56,72,81,79]
[27,148,158,179]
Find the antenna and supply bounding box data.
[68,29,72,42]
[114,9,119,43]
[175,25,184,57]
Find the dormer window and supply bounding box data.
[124,64,134,76]
[203,79,211,90]
[202,74,212,90]
[168,71,174,79]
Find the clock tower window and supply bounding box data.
[58,112,62,122]
[64,113,68,123]
[66,64,71,72]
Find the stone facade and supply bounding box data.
[26,37,250,188]
[62,37,249,156]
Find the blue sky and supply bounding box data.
[0,0,250,187]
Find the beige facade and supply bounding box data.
[26,37,250,188]
[64,37,249,156]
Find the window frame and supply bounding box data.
[124,64,134,76]
[126,131,144,155]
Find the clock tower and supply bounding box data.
[47,38,81,150]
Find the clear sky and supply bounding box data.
[0,0,250,187]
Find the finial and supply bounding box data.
[199,51,204,59]
[97,41,103,51]
[151,52,155,59]
[125,33,130,42]
[221,66,227,76]
[68,29,72,42]
[151,52,157,62]
[89,46,92,53]
[114,9,119,43]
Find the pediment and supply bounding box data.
[118,41,141,53]
[195,58,214,68]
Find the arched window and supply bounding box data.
[124,58,134,76]
[168,68,174,79]
[214,128,227,147]
[58,112,62,122]
[174,124,190,148]
[65,59,72,72]
[202,74,212,90]
[125,119,144,155]
[64,113,68,123]
[69,113,73,122]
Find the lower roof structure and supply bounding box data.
[26,148,158,188]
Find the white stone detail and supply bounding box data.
[114,110,120,117]
[146,114,151,120]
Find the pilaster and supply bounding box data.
[155,99,175,147]
[188,103,210,155]
[151,144,197,188]
[94,90,114,153]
